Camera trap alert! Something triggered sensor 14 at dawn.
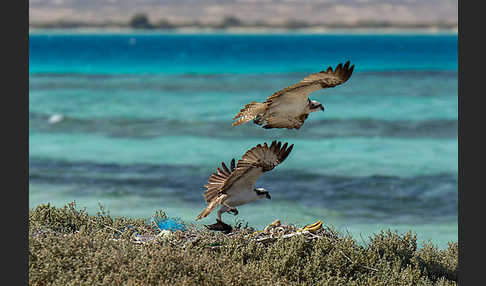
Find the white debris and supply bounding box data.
[48,114,64,124]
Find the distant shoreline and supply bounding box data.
[29,27,458,35]
[29,13,457,35]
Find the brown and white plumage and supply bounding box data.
[232,61,354,129]
[196,141,294,222]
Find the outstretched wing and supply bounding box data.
[219,141,294,193]
[299,60,354,87]
[265,61,354,105]
[202,158,236,203]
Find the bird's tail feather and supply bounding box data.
[232,102,267,126]
[196,194,227,220]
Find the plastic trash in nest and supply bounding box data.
[152,217,186,232]
[157,229,173,238]
[117,225,140,238]
[251,219,326,242]
[299,220,323,232]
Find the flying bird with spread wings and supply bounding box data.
[232,61,354,130]
[196,141,294,228]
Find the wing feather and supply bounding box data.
[267,60,354,104]
[220,140,294,193]
[221,162,230,174]
[202,160,235,203]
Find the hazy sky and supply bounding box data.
[29,0,458,24]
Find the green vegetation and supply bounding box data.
[129,13,154,29]
[218,16,243,29]
[29,202,458,285]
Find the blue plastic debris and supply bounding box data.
[117,225,139,237]
[153,217,186,232]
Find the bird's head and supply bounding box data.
[309,100,325,113]
[254,187,271,200]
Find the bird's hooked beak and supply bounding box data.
[320,104,325,112]
[266,193,271,200]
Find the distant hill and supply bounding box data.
[30,0,457,29]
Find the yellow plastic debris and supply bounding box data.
[300,220,323,232]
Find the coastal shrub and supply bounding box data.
[29,202,458,286]
[129,14,154,29]
[219,16,242,28]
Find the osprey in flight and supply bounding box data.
[232,61,354,130]
[196,141,294,225]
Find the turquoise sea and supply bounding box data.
[29,32,457,248]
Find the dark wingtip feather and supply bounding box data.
[335,63,343,72]
[288,144,294,154]
[217,167,227,176]
[343,61,350,70]
[349,64,355,76]
[221,162,230,174]
[284,144,294,160]
[269,140,277,152]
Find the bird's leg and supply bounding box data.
[217,208,223,221]
[223,203,238,216]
